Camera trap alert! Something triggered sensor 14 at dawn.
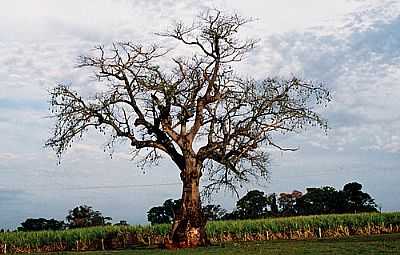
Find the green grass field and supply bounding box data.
[2,212,399,251]
[41,233,400,255]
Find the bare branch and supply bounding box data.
[47,10,330,196]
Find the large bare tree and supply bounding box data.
[46,10,330,248]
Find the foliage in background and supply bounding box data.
[147,200,226,225]
[224,182,378,220]
[147,199,182,225]
[18,218,65,232]
[295,182,377,216]
[66,205,112,228]
[14,182,378,231]
[1,212,399,252]
[147,182,378,223]
[202,205,227,221]
[343,182,377,213]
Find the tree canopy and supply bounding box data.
[223,182,378,220]
[147,199,182,225]
[66,205,112,228]
[46,10,330,195]
[19,218,65,232]
[235,190,269,219]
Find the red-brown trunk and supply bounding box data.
[165,159,208,248]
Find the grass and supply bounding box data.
[1,212,399,253]
[207,212,400,236]
[39,233,400,255]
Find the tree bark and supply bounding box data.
[166,158,208,248]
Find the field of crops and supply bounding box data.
[0,212,399,253]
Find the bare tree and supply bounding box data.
[46,10,330,248]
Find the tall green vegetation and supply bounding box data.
[1,212,399,253]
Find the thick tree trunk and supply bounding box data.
[166,159,208,248]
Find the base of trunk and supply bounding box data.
[166,160,207,249]
[164,219,208,249]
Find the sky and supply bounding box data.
[0,0,399,229]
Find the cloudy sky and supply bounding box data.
[0,0,399,229]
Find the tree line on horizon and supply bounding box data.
[147,182,378,224]
[4,181,377,232]
[9,205,114,232]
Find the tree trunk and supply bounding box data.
[166,159,208,248]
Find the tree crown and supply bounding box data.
[47,10,330,195]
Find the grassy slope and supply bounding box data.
[41,233,400,255]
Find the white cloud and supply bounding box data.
[0,153,19,161]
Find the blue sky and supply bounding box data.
[0,0,399,229]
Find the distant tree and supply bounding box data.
[221,191,280,220]
[147,199,182,225]
[278,190,303,216]
[295,182,378,215]
[202,204,227,221]
[66,205,112,228]
[235,190,270,219]
[163,199,182,220]
[46,9,331,247]
[19,218,65,231]
[343,182,377,213]
[296,187,345,215]
[148,199,225,223]
[147,206,171,225]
